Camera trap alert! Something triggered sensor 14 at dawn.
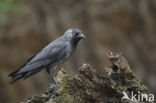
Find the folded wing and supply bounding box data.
[8,38,66,83]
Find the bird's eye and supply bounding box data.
[75,32,79,36]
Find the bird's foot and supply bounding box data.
[48,84,57,91]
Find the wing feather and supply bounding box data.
[14,38,66,74]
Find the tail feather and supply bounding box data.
[8,58,44,84]
[8,68,27,84]
[8,69,20,78]
[23,69,41,80]
[9,74,23,84]
[8,68,42,84]
[8,53,37,78]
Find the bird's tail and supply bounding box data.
[8,69,24,84]
[8,68,42,84]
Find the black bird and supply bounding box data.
[8,28,85,87]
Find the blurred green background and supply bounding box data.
[0,0,156,103]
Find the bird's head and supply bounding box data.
[63,28,85,45]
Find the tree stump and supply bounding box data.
[20,51,153,103]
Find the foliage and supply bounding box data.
[0,0,21,20]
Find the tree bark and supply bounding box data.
[20,51,152,103]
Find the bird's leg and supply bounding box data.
[49,68,60,88]
[52,76,59,88]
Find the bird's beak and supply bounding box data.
[80,34,86,39]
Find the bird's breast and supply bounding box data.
[66,42,75,57]
[54,42,74,65]
[60,42,74,63]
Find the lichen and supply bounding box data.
[21,51,152,103]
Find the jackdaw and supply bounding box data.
[8,28,85,87]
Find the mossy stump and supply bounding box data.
[20,51,152,103]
